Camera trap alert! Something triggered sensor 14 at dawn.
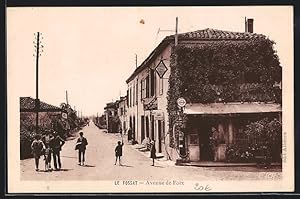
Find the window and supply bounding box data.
[129,87,132,107]
[136,82,138,104]
[146,75,150,98]
[126,90,129,107]
[150,69,156,97]
[133,85,135,106]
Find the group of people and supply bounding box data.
[31,130,65,171]
[31,130,89,172]
[31,126,158,172]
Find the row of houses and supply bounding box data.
[103,19,282,163]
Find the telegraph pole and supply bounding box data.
[66,90,69,105]
[33,32,43,134]
[175,17,178,46]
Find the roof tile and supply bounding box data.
[20,97,61,111]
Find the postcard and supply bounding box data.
[7,6,294,193]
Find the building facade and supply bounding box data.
[117,96,128,134]
[125,23,282,163]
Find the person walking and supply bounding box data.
[50,131,65,171]
[31,134,46,171]
[75,132,88,166]
[114,140,124,165]
[150,140,156,166]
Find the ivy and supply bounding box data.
[167,38,282,148]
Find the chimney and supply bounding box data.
[245,17,254,33]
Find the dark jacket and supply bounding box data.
[76,137,88,151]
[115,142,124,157]
[150,144,156,159]
[50,135,65,152]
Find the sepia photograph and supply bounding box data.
[7,6,294,193]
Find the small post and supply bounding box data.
[135,54,138,69]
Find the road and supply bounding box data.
[21,122,282,181]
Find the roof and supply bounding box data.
[126,28,266,83]
[184,102,281,115]
[174,28,265,40]
[104,102,118,110]
[20,97,61,112]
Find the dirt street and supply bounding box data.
[21,122,282,181]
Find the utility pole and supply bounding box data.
[33,32,43,134]
[66,90,69,105]
[175,17,178,46]
[135,53,138,69]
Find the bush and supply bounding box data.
[226,145,256,163]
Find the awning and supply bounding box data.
[184,102,281,115]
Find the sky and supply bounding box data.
[7,6,293,116]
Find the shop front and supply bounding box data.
[183,103,282,163]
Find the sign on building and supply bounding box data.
[177,97,186,107]
[155,60,168,78]
[61,112,68,119]
[153,110,164,120]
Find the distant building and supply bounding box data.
[20,97,62,159]
[117,96,128,134]
[104,101,119,133]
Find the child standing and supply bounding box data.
[31,134,46,171]
[44,144,53,172]
[114,140,124,165]
[150,140,156,166]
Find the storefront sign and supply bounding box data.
[153,110,164,120]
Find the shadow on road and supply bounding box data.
[120,164,134,167]
[152,165,164,168]
[81,164,96,167]
[61,156,77,159]
[55,168,73,172]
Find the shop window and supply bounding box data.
[189,134,199,145]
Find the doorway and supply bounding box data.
[141,116,145,142]
[199,125,213,161]
[158,120,162,153]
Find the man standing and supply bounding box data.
[50,131,65,171]
[31,134,46,171]
[75,132,88,166]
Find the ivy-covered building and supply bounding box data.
[126,24,282,163]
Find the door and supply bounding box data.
[188,134,200,161]
[141,116,145,142]
[151,115,155,140]
[158,120,162,153]
[146,116,149,138]
[199,126,213,161]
